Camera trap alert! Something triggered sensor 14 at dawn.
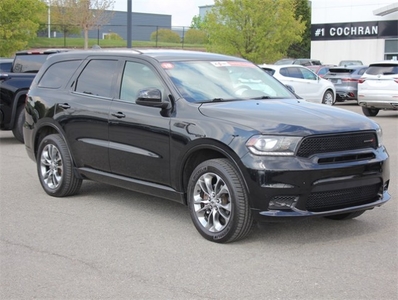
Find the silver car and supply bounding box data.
[323,66,368,102]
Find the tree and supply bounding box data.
[203,0,305,64]
[51,0,115,49]
[287,0,311,59]
[0,0,47,57]
[190,15,204,29]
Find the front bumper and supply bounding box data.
[241,147,390,221]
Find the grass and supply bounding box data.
[27,37,206,51]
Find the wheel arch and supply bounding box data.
[33,122,82,179]
[178,140,248,205]
[10,90,28,128]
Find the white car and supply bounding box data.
[357,61,398,116]
[259,64,336,105]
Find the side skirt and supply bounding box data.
[78,167,186,204]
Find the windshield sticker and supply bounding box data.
[211,61,255,68]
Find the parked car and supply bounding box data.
[358,60,398,116]
[274,58,295,65]
[0,49,68,143]
[259,64,336,105]
[323,65,368,102]
[24,49,390,243]
[292,58,322,66]
[307,65,336,77]
[0,58,13,72]
[339,60,363,67]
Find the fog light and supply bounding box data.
[269,196,298,209]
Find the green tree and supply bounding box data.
[287,0,311,59]
[203,0,305,64]
[184,29,208,44]
[190,15,204,29]
[0,0,47,57]
[150,28,181,43]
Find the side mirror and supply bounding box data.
[136,88,170,109]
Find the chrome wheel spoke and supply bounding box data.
[40,144,63,189]
[193,172,231,233]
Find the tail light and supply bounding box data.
[358,78,366,84]
[342,78,358,82]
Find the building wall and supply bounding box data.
[310,0,398,65]
[88,11,172,41]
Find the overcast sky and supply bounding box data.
[112,0,214,26]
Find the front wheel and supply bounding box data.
[187,158,253,243]
[362,107,379,116]
[37,134,82,197]
[322,90,334,105]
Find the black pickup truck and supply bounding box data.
[0,49,67,142]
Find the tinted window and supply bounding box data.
[366,64,398,75]
[0,61,12,72]
[281,67,304,79]
[301,68,317,80]
[39,60,82,88]
[75,59,118,98]
[120,61,165,102]
[12,55,49,73]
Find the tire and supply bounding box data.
[37,134,82,197]
[362,107,379,117]
[187,158,253,243]
[12,106,25,143]
[322,90,334,105]
[324,210,366,220]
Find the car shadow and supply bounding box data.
[77,181,386,246]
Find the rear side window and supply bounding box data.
[366,64,398,75]
[38,60,82,89]
[75,59,118,98]
[281,67,304,79]
[12,55,49,73]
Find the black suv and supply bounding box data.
[24,49,391,243]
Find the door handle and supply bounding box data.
[111,112,126,118]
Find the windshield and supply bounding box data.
[161,60,294,102]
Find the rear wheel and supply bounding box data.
[12,106,25,143]
[362,107,379,116]
[324,210,366,220]
[187,158,253,243]
[322,90,334,105]
[37,134,82,197]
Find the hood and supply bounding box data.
[198,99,377,136]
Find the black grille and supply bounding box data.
[297,132,377,158]
[306,183,381,212]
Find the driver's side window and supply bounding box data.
[120,61,165,102]
[301,68,317,80]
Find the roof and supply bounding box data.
[43,48,247,63]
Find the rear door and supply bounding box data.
[55,58,119,172]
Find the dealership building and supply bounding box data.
[311,0,398,65]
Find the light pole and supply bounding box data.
[127,0,132,48]
[47,0,51,38]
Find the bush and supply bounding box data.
[104,33,123,40]
[150,28,181,43]
[184,29,208,44]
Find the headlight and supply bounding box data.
[246,135,302,156]
[376,126,383,147]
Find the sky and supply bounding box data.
[112,0,214,26]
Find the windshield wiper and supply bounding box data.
[211,97,225,102]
